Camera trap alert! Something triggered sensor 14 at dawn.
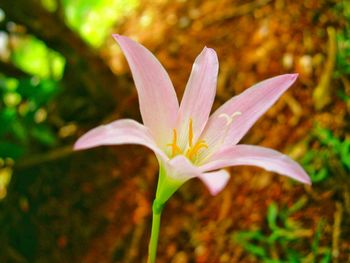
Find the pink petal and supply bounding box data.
[164,156,229,195]
[198,170,230,195]
[74,119,168,162]
[176,47,218,147]
[199,74,298,155]
[165,155,200,181]
[200,145,311,184]
[113,35,179,148]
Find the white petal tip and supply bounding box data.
[200,46,216,57]
[301,176,312,185]
[199,170,230,196]
[73,143,80,151]
[209,187,225,196]
[288,73,299,81]
[294,169,311,185]
[73,141,83,151]
[112,34,128,44]
[73,139,93,151]
[205,47,216,55]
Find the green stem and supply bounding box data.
[148,199,164,263]
[147,163,182,262]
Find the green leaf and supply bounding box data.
[0,142,24,159]
[17,78,58,106]
[319,250,332,263]
[300,150,315,165]
[0,108,17,135]
[235,230,266,242]
[243,243,266,257]
[340,140,350,169]
[11,120,28,144]
[312,220,323,258]
[41,0,57,12]
[286,249,302,263]
[287,196,307,215]
[11,36,65,79]
[30,125,57,147]
[267,202,279,230]
[311,168,328,183]
[62,0,139,47]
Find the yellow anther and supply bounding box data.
[167,129,182,157]
[186,140,208,160]
[188,118,193,147]
[166,118,209,161]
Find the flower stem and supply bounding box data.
[148,199,164,263]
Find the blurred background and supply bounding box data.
[0,0,349,262]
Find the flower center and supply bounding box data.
[167,119,208,161]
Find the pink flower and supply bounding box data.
[74,35,310,204]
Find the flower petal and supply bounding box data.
[113,35,179,148]
[176,47,219,147]
[198,169,230,195]
[74,119,168,161]
[199,74,298,155]
[200,144,311,184]
[164,156,229,196]
[165,155,200,181]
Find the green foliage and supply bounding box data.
[62,0,139,47]
[40,0,58,12]
[11,36,65,80]
[300,126,350,183]
[314,127,350,170]
[336,31,350,77]
[337,89,350,103]
[334,0,350,77]
[0,76,59,159]
[233,199,331,263]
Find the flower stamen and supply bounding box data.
[186,140,208,160]
[189,118,193,148]
[167,118,209,161]
[185,118,208,161]
[167,129,182,157]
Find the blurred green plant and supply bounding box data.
[61,0,139,47]
[233,198,331,263]
[335,31,350,78]
[0,30,65,201]
[11,35,65,80]
[0,74,60,200]
[300,127,350,183]
[334,0,350,78]
[0,76,59,160]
